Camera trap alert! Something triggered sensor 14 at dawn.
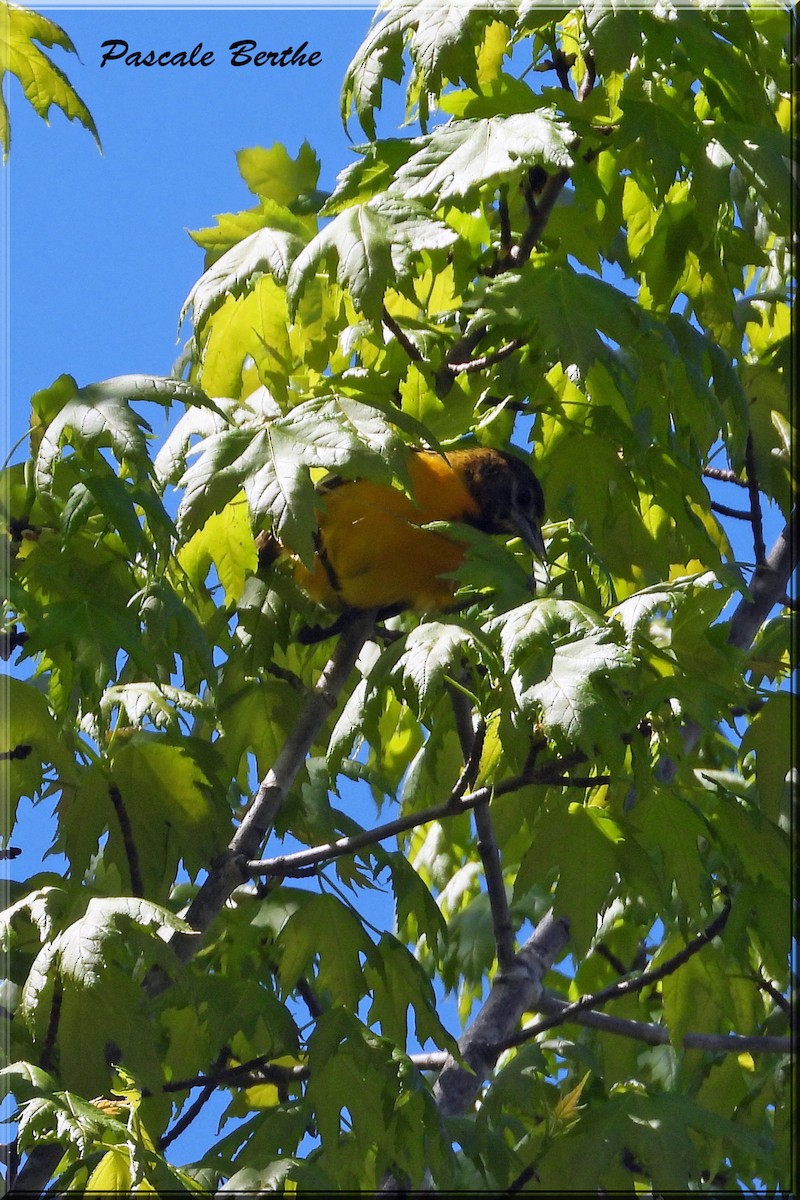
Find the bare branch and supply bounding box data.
[147,610,377,989]
[158,1048,229,1152]
[447,335,529,375]
[474,801,517,970]
[161,1054,307,1096]
[711,501,753,521]
[449,683,517,972]
[728,510,796,651]
[703,465,749,488]
[497,185,512,255]
[381,307,424,364]
[500,898,732,1052]
[108,784,144,899]
[432,911,571,1118]
[8,1146,65,1197]
[753,970,792,1016]
[248,760,603,879]
[745,432,767,564]
[534,992,791,1055]
[642,514,796,788]
[550,48,575,93]
[510,166,571,268]
[578,49,597,102]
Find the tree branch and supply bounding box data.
[431,911,571,1118]
[710,500,752,521]
[148,610,377,989]
[727,509,796,652]
[474,801,517,971]
[703,465,749,488]
[744,432,766,564]
[447,336,529,375]
[510,166,571,268]
[108,784,144,899]
[641,513,795,790]
[500,897,731,1052]
[449,683,517,971]
[247,761,607,879]
[158,1048,229,1152]
[533,991,791,1055]
[381,307,424,364]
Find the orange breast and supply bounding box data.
[294,452,480,611]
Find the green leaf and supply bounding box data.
[342,0,518,136]
[629,789,708,918]
[0,2,99,158]
[659,930,733,1048]
[33,375,213,497]
[468,261,645,373]
[739,691,792,823]
[322,139,417,214]
[516,802,623,955]
[178,493,257,606]
[617,82,703,202]
[100,682,210,732]
[392,111,574,205]
[20,896,190,1094]
[287,195,457,320]
[176,391,409,561]
[110,737,229,880]
[181,225,307,340]
[277,894,371,1009]
[367,934,456,1052]
[24,594,161,693]
[0,676,74,840]
[490,599,636,758]
[387,619,490,719]
[237,140,321,205]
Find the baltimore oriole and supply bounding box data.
[257,448,545,633]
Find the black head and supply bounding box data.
[457,448,546,559]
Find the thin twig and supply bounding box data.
[497,185,512,255]
[745,432,766,564]
[499,898,732,1052]
[710,501,752,521]
[578,49,597,103]
[0,745,32,762]
[248,751,588,879]
[108,785,144,898]
[39,978,62,1075]
[146,610,377,990]
[474,802,517,970]
[533,992,791,1055]
[448,336,529,375]
[449,682,516,970]
[453,715,487,800]
[550,48,574,92]
[753,970,792,1016]
[511,167,571,268]
[381,307,424,364]
[703,466,749,488]
[250,777,590,876]
[158,1047,229,1152]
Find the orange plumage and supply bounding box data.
[259,447,545,616]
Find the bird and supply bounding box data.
[257,447,545,639]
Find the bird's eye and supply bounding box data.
[517,487,533,507]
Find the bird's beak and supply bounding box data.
[511,512,546,560]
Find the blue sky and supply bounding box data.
[7,7,380,437]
